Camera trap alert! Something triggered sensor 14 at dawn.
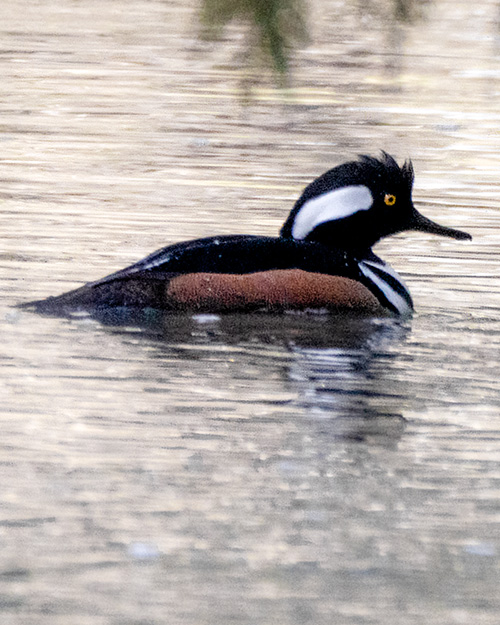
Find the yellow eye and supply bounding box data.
[384,193,396,206]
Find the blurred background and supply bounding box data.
[1,1,499,624]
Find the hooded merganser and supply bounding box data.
[22,153,471,317]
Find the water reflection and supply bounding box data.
[86,306,408,348]
[197,0,431,87]
[288,319,409,444]
[85,309,410,444]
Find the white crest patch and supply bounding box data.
[292,185,373,240]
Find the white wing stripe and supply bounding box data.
[292,185,373,240]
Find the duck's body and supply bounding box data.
[33,235,405,315]
[21,153,471,317]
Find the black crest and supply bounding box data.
[357,152,414,193]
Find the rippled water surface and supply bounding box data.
[1,1,500,624]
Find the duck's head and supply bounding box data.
[280,153,471,253]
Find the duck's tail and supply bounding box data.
[18,275,167,314]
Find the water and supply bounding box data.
[1,1,500,623]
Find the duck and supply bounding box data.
[21,153,471,317]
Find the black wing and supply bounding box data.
[22,235,361,312]
[90,235,354,285]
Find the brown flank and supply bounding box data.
[165,269,383,313]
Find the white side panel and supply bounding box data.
[358,259,413,316]
[292,185,373,240]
